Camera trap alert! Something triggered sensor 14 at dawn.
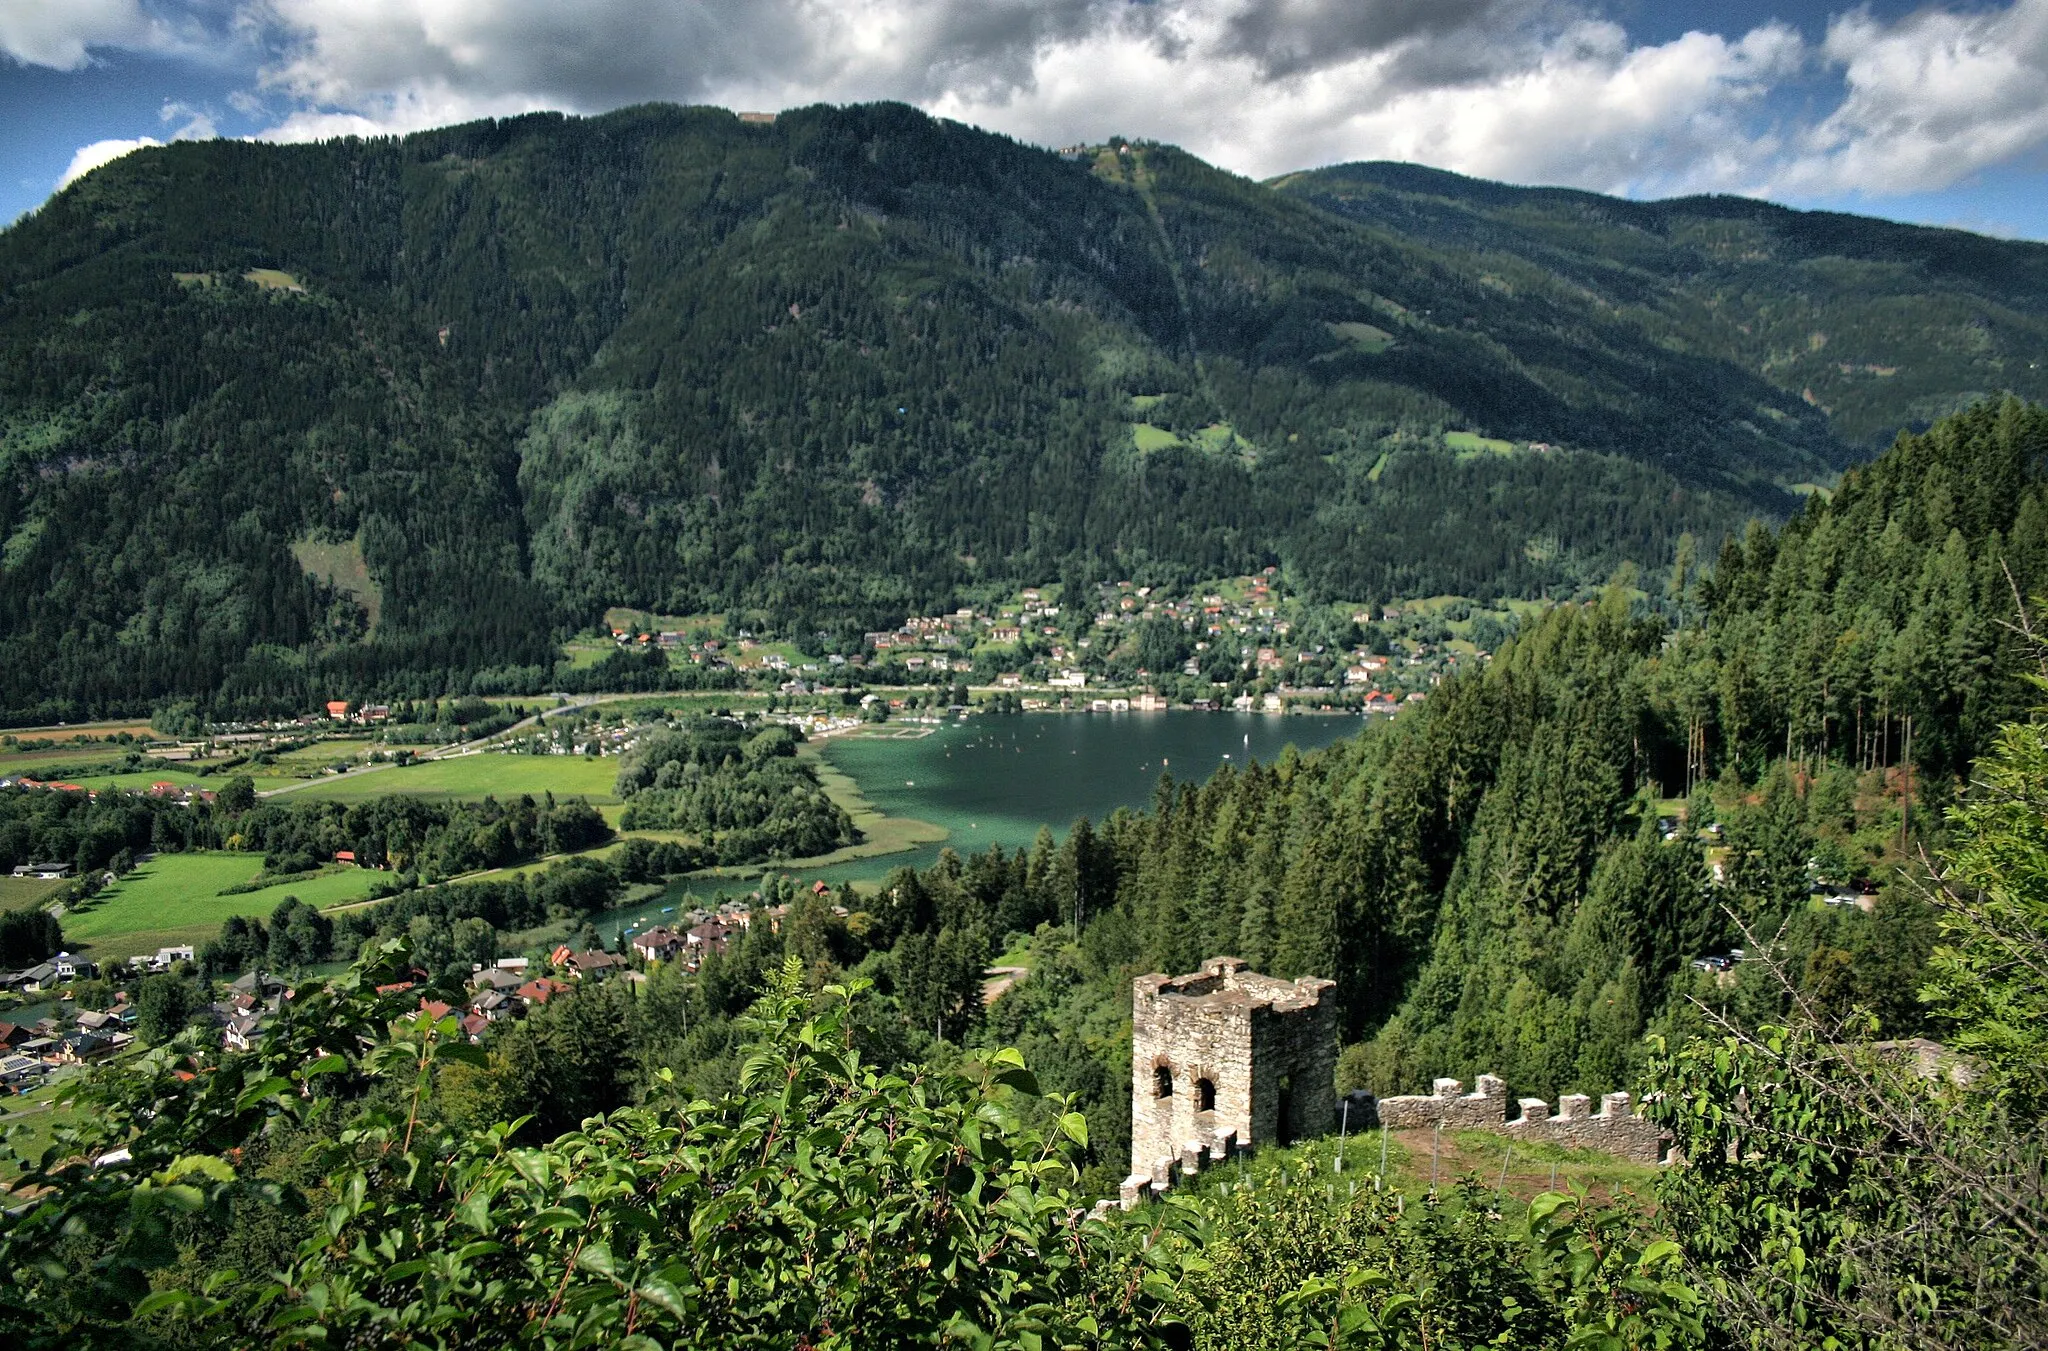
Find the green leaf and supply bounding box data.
[1057,1113,1088,1149]
[235,1076,293,1111]
[132,1289,196,1319]
[164,1154,237,1184]
[458,1192,494,1234]
[991,1067,1040,1097]
[437,1041,490,1068]
[637,1276,691,1319]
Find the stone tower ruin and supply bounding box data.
[1129,957,1337,1180]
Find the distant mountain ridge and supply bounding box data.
[1272,160,2048,447]
[0,102,2042,720]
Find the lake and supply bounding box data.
[595,710,1365,934]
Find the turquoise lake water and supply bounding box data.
[596,710,1364,934]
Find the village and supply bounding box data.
[598,571,1502,714]
[0,887,834,1096]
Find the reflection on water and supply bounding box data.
[594,710,1363,934]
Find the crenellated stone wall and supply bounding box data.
[1352,1076,1671,1165]
[1375,1075,1512,1131]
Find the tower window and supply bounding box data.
[1154,1065,1173,1098]
[1195,1078,1216,1113]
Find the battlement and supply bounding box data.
[1357,1076,1670,1165]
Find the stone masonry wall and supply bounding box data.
[1127,957,1336,1191]
[1360,1077,1669,1165]
[1251,994,1339,1149]
[1375,1075,1511,1131]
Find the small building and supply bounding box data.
[516,978,572,1007]
[561,950,627,981]
[631,927,685,962]
[686,922,732,957]
[0,1054,48,1089]
[471,990,519,1022]
[11,862,73,879]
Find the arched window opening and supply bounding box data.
[1154,1065,1173,1098]
[1195,1078,1216,1113]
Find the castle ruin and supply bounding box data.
[1126,957,1336,1200]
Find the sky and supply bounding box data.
[3,0,2047,238]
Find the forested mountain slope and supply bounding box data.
[2,103,2043,720]
[1276,161,2048,448]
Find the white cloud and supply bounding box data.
[73,0,2037,206]
[1771,0,2048,195]
[56,137,162,189]
[159,100,220,140]
[1,0,158,69]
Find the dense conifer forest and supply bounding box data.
[5,102,2047,722]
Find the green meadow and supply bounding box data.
[1445,430,1517,456]
[286,752,621,804]
[57,853,385,963]
[1130,422,1182,452]
[0,876,67,914]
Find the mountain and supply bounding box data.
[1,102,2043,720]
[1271,161,2048,450]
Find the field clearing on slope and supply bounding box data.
[1130,423,1182,452]
[288,753,621,804]
[243,268,306,292]
[1445,430,1517,455]
[1324,320,1394,354]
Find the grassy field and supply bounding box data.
[0,744,117,773]
[291,533,381,630]
[66,768,216,793]
[57,853,385,962]
[1,1084,75,1179]
[1324,320,1394,354]
[287,752,621,804]
[562,639,616,670]
[1178,1123,1658,1217]
[243,268,306,292]
[1130,422,1182,452]
[2,719,155,742]
[1445,430,1517,456]
[603,608,725,637]
[0,877,67,913]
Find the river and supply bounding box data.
[595,710,1365,935]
